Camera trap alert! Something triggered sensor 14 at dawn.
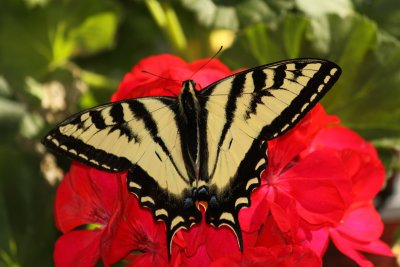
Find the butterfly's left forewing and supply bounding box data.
[198,59,341,249]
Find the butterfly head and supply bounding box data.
[181,80,197,94]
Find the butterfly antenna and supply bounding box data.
[188,46,223,80]
[141,70,180,96]
[141,70,180,83]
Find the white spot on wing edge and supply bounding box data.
[155,208,168,217]
[89,159,99,165]
[219,212,235,222]
[255,158,266,170]
[129,181,141,189]
[330,68,338,75]
[324,75,331,84]
[101,164,110,169]
[291,113,300,123]
[246,177,259,191]
[79,154,88,160]
[171,216,185,230]
[235,197,249,208]
[280,124,290,133]
[50,138,60,146]
[301,102,309,112]
[141,196,155,205]
[310,93,318,102]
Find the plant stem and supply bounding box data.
[145,0,187,56]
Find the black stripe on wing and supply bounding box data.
[42,96,177,172]
[43,131,131,172]
[261,60,341,139]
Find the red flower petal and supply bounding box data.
[54,230,102,267]
[277,150,351,226]
[327,203,393,266]
[239,186,270,233]
[336,204,383,242]
[311,126,378,158]
[209,245,321,267]
[299,228,330,257]
[256,213,293,248]
[175,214,208,257]
[331,230,392,267]
[54,162,123,233]
[180,245,212,267]
[105,196,168,265]
[206,225,241,260]
[112,54,231,101]
[268,105,338,174]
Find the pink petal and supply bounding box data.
[299,227,330,257]
[336,204,384,243]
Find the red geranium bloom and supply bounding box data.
[53,163,125,267]
[53,54,393,266]
[304,127,394,266]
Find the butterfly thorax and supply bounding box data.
[178,80,202,183]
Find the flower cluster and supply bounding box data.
[53,55,393,267]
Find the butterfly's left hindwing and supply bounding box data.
[43,97,201,257]
[198,59,341,248]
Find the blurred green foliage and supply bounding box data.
[0,0,399,266]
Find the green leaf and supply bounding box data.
[354,0,400,39]
[19,112,44,139]
[181,0,217,27]
[80,70,119,90]
[296,0,354,17]
[236,0,276,27]
[283,15,308,58]
[0,77,11,97]
[0,97,26,144]
[373,138,400,151]
[321,14,378,109]
[0,145,57,266]
[70,12,119,56]
[222,15,310,66]
[321,15,400,139]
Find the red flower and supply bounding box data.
[209,245,321,267]
[54,54,393,266]
[53,163,124,267]
[112,54,231,101]
[105,196,170,266]
[305,127,394,266]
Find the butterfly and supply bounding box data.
[42,58,341,257]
